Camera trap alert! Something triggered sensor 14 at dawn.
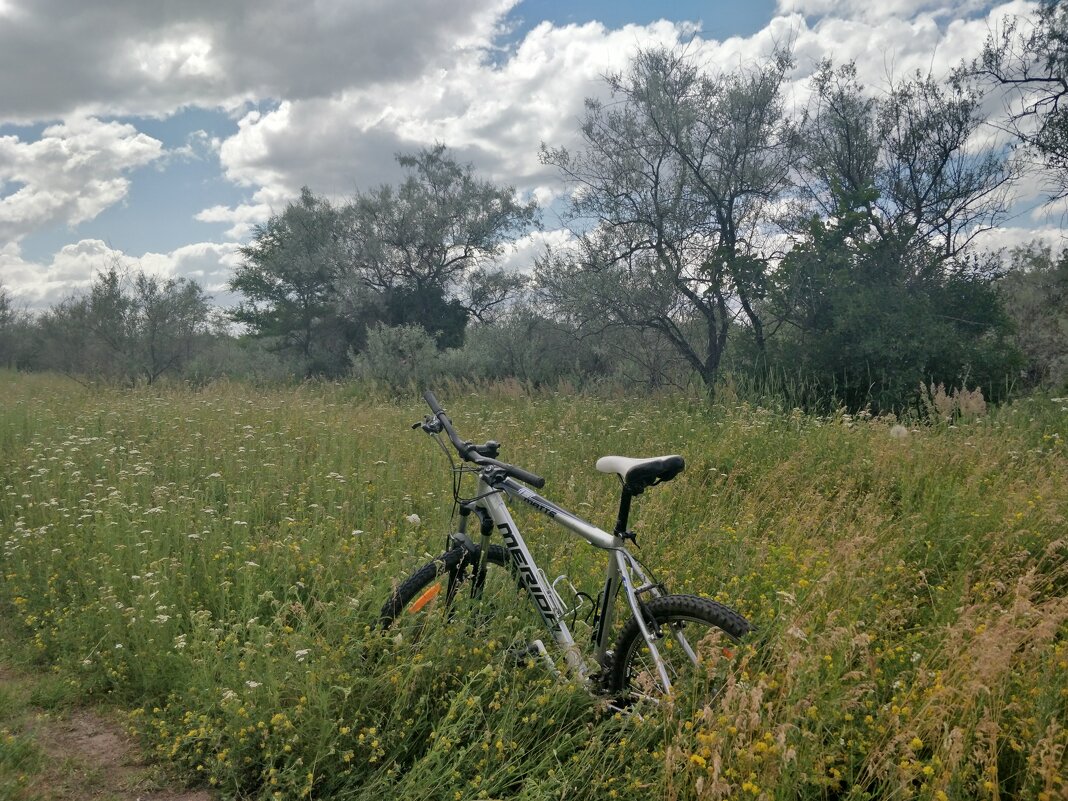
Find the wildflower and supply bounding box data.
[245,680,261,689]
[689,754,707,768]
[405,514,421,526]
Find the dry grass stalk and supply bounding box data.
[919,382,988,421]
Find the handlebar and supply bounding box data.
[421,390,546,489]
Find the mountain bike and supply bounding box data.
[379,391,752,702]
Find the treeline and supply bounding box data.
[3,242,1064,402]
[2,3,1067,409]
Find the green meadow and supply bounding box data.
[0,372,1065,800]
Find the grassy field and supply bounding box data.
[0,372,1065,800]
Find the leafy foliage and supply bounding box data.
[231,148,537,374]
[0,284,26,369]
[230,187,357,376]
[763,215,1019,411]
[37,266,212,385]
[758,61,1019,411]
[346,145,537,302]
[351,323,443,388]
[1000,242,1068,390]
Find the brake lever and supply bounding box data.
[412,415,443,434]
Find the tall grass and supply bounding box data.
[0,373,1065,800]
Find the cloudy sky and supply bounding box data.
[0,0,1059,308]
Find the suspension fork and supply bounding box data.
[472,505,496,598]
[445,503,480,603]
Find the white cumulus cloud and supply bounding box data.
[0,239,241,308]
[0,117,163,243]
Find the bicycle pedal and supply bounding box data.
[508,639,561,678]
[507,640,541,661]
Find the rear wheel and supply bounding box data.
[378,544,516,635]
[607,594,752,701]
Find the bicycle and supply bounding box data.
[379,391,753,702]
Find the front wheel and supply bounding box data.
[378,543,514,633]
[606,594,752,700]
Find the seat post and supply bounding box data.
[612,488,634,536]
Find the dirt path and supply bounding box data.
[0,663,213,801]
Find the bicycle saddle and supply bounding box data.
[596,454,685,494]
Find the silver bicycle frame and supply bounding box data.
[468,472,675,692]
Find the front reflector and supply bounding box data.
[408,583,442,613]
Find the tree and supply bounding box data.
[229,150,537,368]
[0,283,28,369]
[1000,242,1068,389]
[462,267,529,325]
[763,211,1019,411]
[0,284,12,363]
[539,46,798,396]
[39,266,212,385]
[757,61,1020,410]
[230,188,356,375]
[797,61,1016,263]
[130,271,213,384]
[342,145,537,345]
[972,0,1068,200]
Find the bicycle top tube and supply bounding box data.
[492,475,621,551]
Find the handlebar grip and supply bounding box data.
[506,464,546,489]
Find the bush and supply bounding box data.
[351,323,444,388]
